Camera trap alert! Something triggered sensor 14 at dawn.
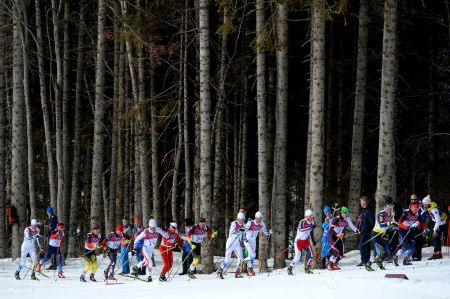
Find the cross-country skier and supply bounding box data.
[132,216,145,275]
[287,210,316,275]
[36,223,65,278]
[327,206,359,270]
[395,202,426,265]
[80,224,103,282]
[218,212,246,279]
[422,195,446,260]
[119,217,133,274]
[15,219,41,280]
[320,205,333,269]
[179,218,194,276]
[367,197,396,271]
[159,222,183,282]
[103,224,123,281]
[131,219,165,282]
[243,212,270,276]
[185,217,217,278]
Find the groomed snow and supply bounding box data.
[1,246,449,299]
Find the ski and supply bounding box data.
[119,274,149,282]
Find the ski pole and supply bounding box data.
[391,229,412,257]
[169,248,194,281]
[362,230,386,246]
[389,229,397,244]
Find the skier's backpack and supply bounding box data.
[7,205,17,225]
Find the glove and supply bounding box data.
[131,249,136,256]
[355,229,360,234]
[124,239,130,245]
[191,244,196,250]
[336,233,344,239]
[212,230,218,238]
[288,242,293,249]
[411,221,419,228]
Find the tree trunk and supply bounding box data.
[116,40,126,224]
[272,3,288,270]
[90,0,107,226]
[0,4,6,258]
[62,0,72,233]
[35,0,57,209]
[309,0,326,247]
[183,2,193,220]
[199,0,214,273]
[349,0,369,220]
[149,53,162,226]
[51,0,65,218]
[68,0,86,258]
[240,74,248,209]
[375,0,398,209]
[134,130,142,218]
[22,3,37,220]
[11,0,27,258]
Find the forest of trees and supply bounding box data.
[1,0,450,272]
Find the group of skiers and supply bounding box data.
[13,194,449,282]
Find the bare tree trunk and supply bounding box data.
[62,0,72,232]
[309,0,325,246]
[134,130,142,217]
[349,0,369,217]
[11,0,27,258]
[116,40,126,224]
[51,0,65,217]
[183,2,193,220]
[239,74,248,208]
[272,2,288,270]
[21,3,37,220]
[68,0,85,257]
[149,54,162,226]
[0,4,6,258]
[427,40,436,193]
[199,0,214,273]
[90,0,107,226]
[375,0,398,209]
[35,0,57,209]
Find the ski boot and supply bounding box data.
[159,275,167,282]
[377,262,385,270]
[356,262,365,267]
[235,268,243,278]
[80,274,87,282]
[104,269,109,280]
[147,276,152,282]
[47,264,57,271]
[327,263,334,271]
[108,274,116,281]
[287,266,294,275]
[58,271,65,278]
[365,262,374,272]
[247,268,255,277]
[35,263,42,273]
[15,270,20,280]
[403,258,412,266]
[435,252,443,259]
[187,270,197,279]
[30,272,38,281]
[393,256,399,266]
[332,263,341,270]
[90,273,96,282]
[304,267,313,274]
[131,266,139,277]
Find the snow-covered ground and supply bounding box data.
[1,247,449,299]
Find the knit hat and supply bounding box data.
[92,223,100,230]
[149,219,157,228]
[57,223,65,230]
[31,219,38,226]
[410,203,420,209]
[116,224,124,232]
[305,210,315,217]
[134,215,141,222]
[237,212,245,220]
[323,205,331,214]
[170,222,177,228]
[47,207,54,214]
[422,195,431,205]
[341,206,350,214]
[255,211,263,219]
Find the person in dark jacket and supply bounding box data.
[46,206,59,270]
[357,196,375,266]
[179,218,194,276]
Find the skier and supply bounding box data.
[80,224,103,282]
[159,222,183,282]
[287,210,316,275]
[218,212,246,279]
[15,219,41,280]
[368,197,396,271]
[395,202,426,265]
[243,212,270,276]
[422,195,446,260]
[327,206,359,270]
[179,218,194,276]
[185,217,217,278]
[131,219,165,282]
[36,223,65,278]
[103,224,123,281]
[132,216,145,275]
[408,194,426,261]
[45,206,58,270]
[320,205,333,269]
[356,196,375,268]
[119,217,133,274]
